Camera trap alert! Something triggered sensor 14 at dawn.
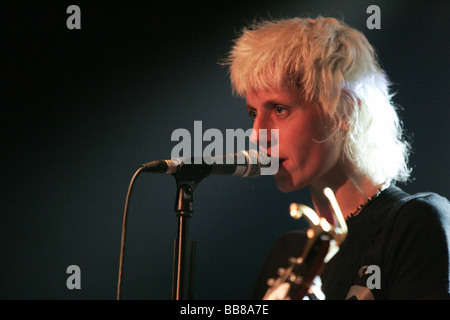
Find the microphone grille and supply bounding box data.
[258,151,271,167]
[246,149,270,178]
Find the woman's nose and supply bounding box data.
[250,117,272,153]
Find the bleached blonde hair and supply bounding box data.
[224,17,411,186]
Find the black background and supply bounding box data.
[2,0,449,299]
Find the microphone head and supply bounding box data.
[241,149,275,178]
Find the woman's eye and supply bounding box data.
[248,110,257,120]
[275,105,288,116]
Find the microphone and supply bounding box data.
[141,149,273,178]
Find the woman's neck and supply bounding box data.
[309,161,383,224]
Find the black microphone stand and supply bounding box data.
[171,163,210,300]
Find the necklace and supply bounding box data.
[346,189,382,220]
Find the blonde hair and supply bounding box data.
[224,16,411,186]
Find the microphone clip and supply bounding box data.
[173,174,203,215]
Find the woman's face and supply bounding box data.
[246,87,344,193]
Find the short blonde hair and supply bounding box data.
[224,17,411,186]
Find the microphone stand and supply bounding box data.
[171,165,207,300]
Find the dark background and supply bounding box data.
[1,0,449,299]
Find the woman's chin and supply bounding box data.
[274,174,302,193]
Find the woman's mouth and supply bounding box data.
[264,152,287,172]
[271,156,287,168]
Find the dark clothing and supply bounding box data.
[251,186,450,300]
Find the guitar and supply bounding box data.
[262,188,348,300]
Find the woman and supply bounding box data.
[224,16,450,299]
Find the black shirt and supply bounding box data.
[251,186,450,300]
